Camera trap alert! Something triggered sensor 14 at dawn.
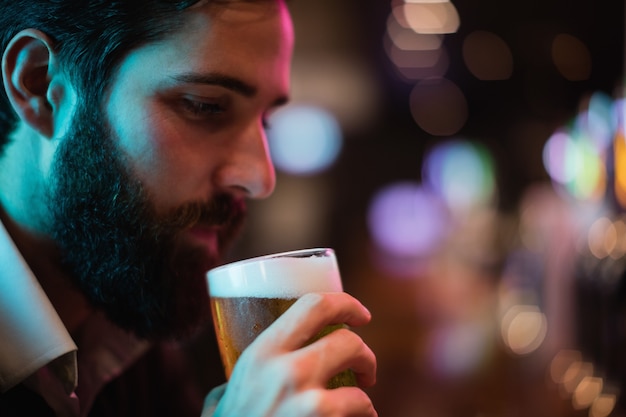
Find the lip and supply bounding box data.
[186,226,219,252]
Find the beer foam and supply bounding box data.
[207,249,343,298]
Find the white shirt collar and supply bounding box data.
[0,220,78,393]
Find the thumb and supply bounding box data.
[201,383,227,417]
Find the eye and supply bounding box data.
[180,97,226,120]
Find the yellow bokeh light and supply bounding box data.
[387,13,444,51]
[399,2,460,34]
[562,361,594,394]
[500,305,547,355]
[572,376,603,409]
[590,394,617,417]
[613,218,626,257]
[613,121,626,209]
[550,350,582,384]
[588,217,615,259]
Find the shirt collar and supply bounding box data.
[0,220,78,393]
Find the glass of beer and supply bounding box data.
[207,248,356,388]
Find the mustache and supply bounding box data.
[157,193,247,232]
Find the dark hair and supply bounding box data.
[0,0,203,155]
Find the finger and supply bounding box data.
[201,383,227,417]
[282,388,377,417]
[320,387,378,417]
[258,292,372,351]
[294,327,377,388]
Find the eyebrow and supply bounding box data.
[171,72,289,107]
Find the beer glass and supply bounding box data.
[207,248,357,388]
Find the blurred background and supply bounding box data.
[226,1,626,416]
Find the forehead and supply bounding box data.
[111,0,293,91]
[189,0,294,64]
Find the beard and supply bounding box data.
[45,101,246,341]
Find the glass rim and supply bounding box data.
[208,247,334,275]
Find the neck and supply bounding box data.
[0,123,56,234]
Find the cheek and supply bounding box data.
[115,109,200,206]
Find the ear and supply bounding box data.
[2,29,62,139]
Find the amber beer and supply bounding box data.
[207,248,356,388]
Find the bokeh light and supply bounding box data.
[462,30,513,81]
[384,8,449,81]
[385,36,446,69]
[422,139,496,212]
[410,78,468,136]
[387,13,444,51]
[543,130,578,184]
[367,182,450,258]
[549,350,618,416]
[590,394,617,417]
[385,0,459,82]
[572,376,603,410]
[500,304,547,355]
[542,128,606,201]
[587,216,616,259]
[552,33,592,81]
[584,215,626,260]
[613,112,626,208]
[387,43,450,81]
[585,92,615,150]
[550,350,583,385]
[562,360,595,395]
[397,2,460,34]
[267,104,343,175]
[542,92,624,204]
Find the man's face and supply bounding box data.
[46,1,293,340]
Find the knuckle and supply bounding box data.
[298,292,353,318]
[299,292,327,311]
[329,327,362,352]
[290,355,319,386]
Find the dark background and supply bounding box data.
[232,1,626,416]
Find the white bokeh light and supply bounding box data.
[423,139,496,211]
[267,104,343,175]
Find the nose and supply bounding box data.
[213,122,276,199]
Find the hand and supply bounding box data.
[206,292,377,417]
